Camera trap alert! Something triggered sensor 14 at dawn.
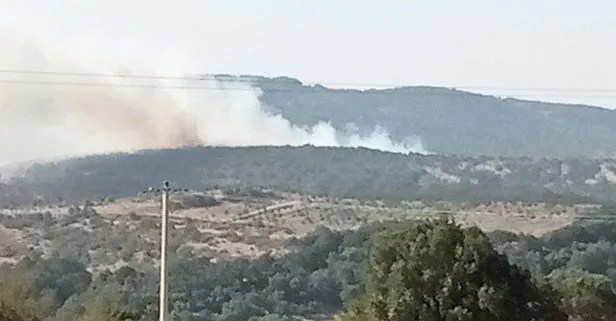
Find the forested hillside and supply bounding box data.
[234,75,616,158]
[2,146,616,206]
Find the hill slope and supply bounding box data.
[237,75,616,158]
[2,146,616,205]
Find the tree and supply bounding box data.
[32,258,92,308]
[57,297,139,321]
[547,267,616,321]
[0,266,55,321]
[336,218,567,321]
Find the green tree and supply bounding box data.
[547,267,616,321]
[32,258,92,308]
[336,218,567,321]
[0,267,54,321]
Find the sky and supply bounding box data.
[1,0,616,108]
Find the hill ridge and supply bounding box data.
[2,146,616,205]
[210,74,616,158]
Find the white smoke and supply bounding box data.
[0,33,429,166]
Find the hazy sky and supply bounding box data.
[1,0,615,108]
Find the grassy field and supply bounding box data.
[0,188,598,273]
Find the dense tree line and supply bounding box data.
[3,218,616,320]
[0,260,136,321]
[2,146,615,206]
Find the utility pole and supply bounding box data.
[159,181,170,321]
[138,182,191,321]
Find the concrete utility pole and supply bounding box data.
[159,181,170,321]
[138,182,191,321]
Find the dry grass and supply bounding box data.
[0,190,596,264]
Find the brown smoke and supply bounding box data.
[0,33,206,164]
[0,31,428,167]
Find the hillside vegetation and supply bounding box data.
[2,146,616,205]
[3,40,616,321]
[0,188,589,269]
[244,75,616,158]
[3,213,616,321]
[1,159,616,320]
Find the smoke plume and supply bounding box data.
[0,33,429,166]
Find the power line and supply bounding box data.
[2,78,616,98]
[0,79,213,90]
[0,69,216,82]
[1,68,616,95]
